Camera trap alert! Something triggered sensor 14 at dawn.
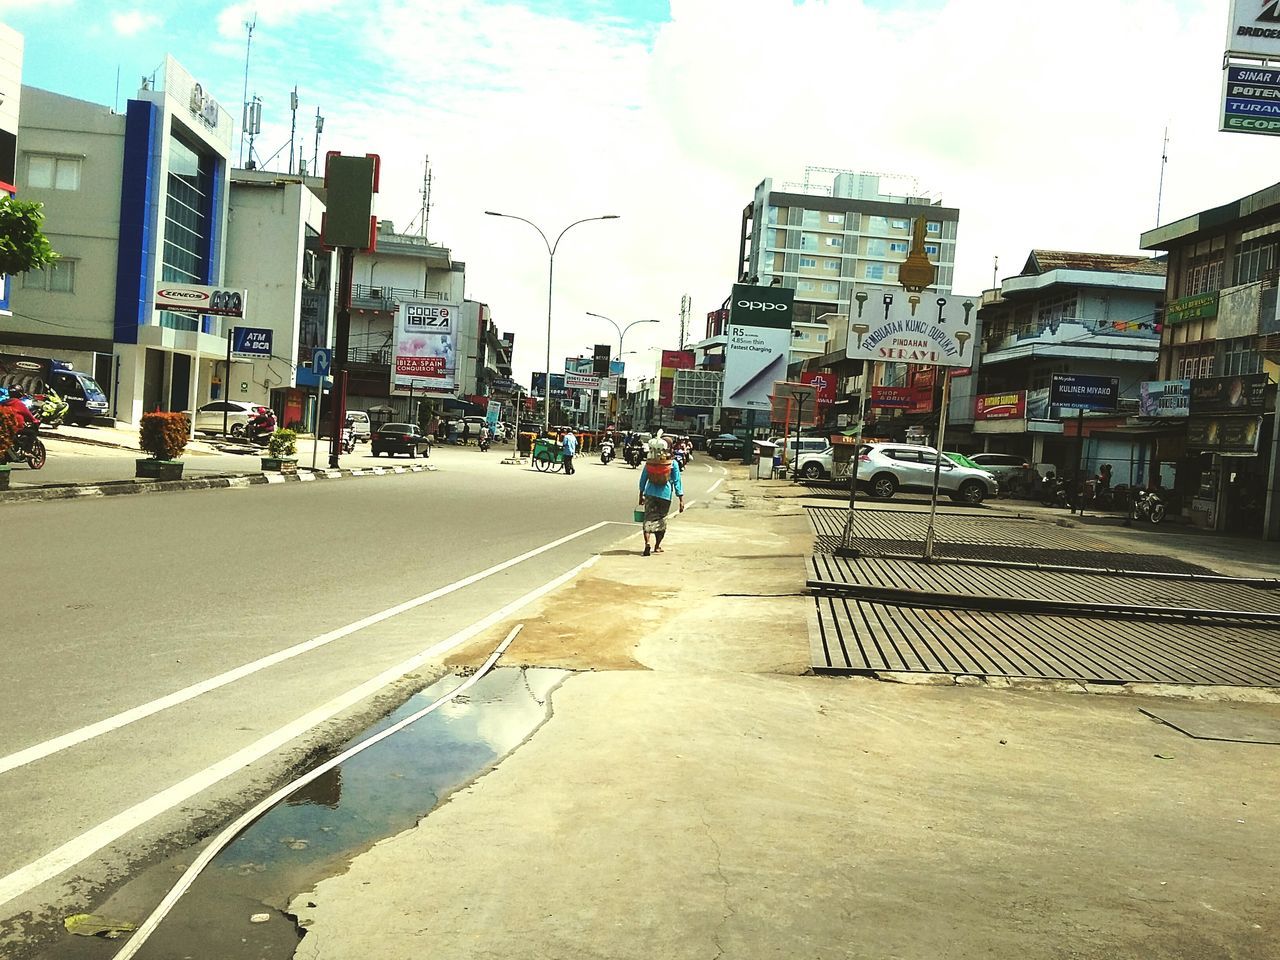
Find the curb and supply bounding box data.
[0,462,438,505]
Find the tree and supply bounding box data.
[0,196,57,276]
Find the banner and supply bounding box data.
[721,326,791,410]
[1049,374,1119,412]
[532,372,571,400]
[845,290,978,367]
[659,349,695,408]
[1189,374,1267,414]
[1138,379,1190,417]
[393,301,459,394]
[870,386,914,409]
[564,372,601,390]
[801,371,836,406]
[975,391,1027,421]
[155,282,247,318]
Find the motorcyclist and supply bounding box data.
[0,387,37,430]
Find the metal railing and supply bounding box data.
[351,284,446,307]
[345,346,391,365]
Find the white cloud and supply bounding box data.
[111,9,160,36]
[216,0,344,39]
[232,0,1275,386]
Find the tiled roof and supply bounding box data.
[1023,250,1167,276]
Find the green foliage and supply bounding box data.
[138,412,190,460]
[0,408,16,459]
[268,428,297,459]
[0,196,58,275]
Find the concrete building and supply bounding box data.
[8,56,236,423]
[738,169,959,364]
[962,250,1165,481]
[1140,182,1280,537]
[225,168,334,429]
[0,23,23,316]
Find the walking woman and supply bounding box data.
[638,442,684,556]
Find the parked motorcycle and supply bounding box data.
[5,422,46,469]
[245,408,277,445]
[28,390,68,429]
[1130,488,1167,524]
[1038,472,1070,508]
[599,439,614,464]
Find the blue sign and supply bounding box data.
[1050,374,1119,413]
[1222,66,1280,136]
[312,347,332,377]
[231,326,273,360]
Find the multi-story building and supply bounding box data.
[962,250,1165,481]
[1140,181,1280,537]
[8,57,236,423]
[0,23,23,317]
[738,170,960,364]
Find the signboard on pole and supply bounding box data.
[564,372,601,390]
[1226,1,1280,58]
[1049,374,1119,412]
[801,371,836,407]
[231,326,273,360]
[155,283,247,317]
[392,300,459,394]
[845,290,978,367]
[870,386,914,409]
[721,283,794,411]
[1221,64,1280,136]
[311,347,332,378]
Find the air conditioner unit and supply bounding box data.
[369,287,384,299]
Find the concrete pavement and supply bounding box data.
[288,476,1280,960]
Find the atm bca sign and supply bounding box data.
[154,283,248,318]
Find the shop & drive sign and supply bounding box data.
[392,301,459,393]
[845,290,977,367]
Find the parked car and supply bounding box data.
[344,410,372,441]
[770,436,828,465]
[192,400,267,437]
[371,422,432,458]
[48,368,110,425]
[968,452,1036,493]
[794,445,836,480]
[706,433,749,460]
[857,442,998,504]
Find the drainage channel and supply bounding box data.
[35,666,568,960]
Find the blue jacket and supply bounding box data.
[640,458,683,501]
[562,433,578,455]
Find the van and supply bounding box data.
[49,369,110,424]
[344,410,371,441]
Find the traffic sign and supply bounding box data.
[312,347,332,377]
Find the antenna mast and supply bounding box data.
[679,294,691,350]
[1155,125,1170,226]
[239,15,256,167]
[288,86,298,174]
[421,155,433,239]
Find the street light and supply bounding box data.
[485,211,619,435]
[586,311,658,431]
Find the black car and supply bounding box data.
[706,433,748,460]
[371,422,432,458]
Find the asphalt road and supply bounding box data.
[0,444,729,955]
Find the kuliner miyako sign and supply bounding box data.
[1049,374,1119,413]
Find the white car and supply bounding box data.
[191,400,266,437]
[857,442,999,504]
[794,446,836,480]
[770,436,828,465]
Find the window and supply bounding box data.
[821,282,838,293]
[890,218,909,230]
[866,238,887,257]
[925,244,939,256]
[885,263,899,279]
[889,241,908,253]
[798,280,815,291]
[799,256,817,268]
[802,209,820,227]
[800,233,817,250]
[1036,292,1077,327]
[817,333,828,342]
[867,216,888,233]
[26,154,82,191]
[1183,257,1223,297]
[865,263,885,280]
[826,213,844,224]
[1219,336,1263,376]
[767,206,779,225]
[825,236,842,248]
[824,259,840,270]
[1176,346,1214,379]
[22,259,76,292]
[767,228,779,247]
[926,221,941,234]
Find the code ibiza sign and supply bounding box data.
[846,290,977,367]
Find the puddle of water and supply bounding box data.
[34,667,566,960]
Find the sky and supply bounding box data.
[3,0,1276,386]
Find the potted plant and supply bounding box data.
[262,428,298,474]
[0,408,16,491]
[136,412,190,480]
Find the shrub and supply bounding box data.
[0,407,16,460]
[268,428,297,459]
[139,412,190,460]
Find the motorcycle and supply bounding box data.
[624,444,644,469]
[28,390,69,429]
[5,422,46,469]
[478,433,491,452]
[1038,472,1070,508]
[600,439,614,464]
[673,448,689,469]
[1130,488,1167,524]
[245,409,277,445]
[340,427,357,454]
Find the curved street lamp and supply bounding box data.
[584,312,659,430]
[485,211,619,434]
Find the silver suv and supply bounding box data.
[857,442,998,504]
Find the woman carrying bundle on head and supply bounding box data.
[637,432,684,557]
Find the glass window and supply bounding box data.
[890,218,909,230]
[1036,292,1076,327]
[826,213,844,224]
[867,216,888,233]
[22,269,45,289]
[867,238,887,257]
[821,282,838,293]
[767,228,780,247]
[824,259,840,269]
[889,241,908,253]
[800,233,817,250]
[886,263,899,279]
[1219,336,1263,376]
[825,236,842,248]
[926,221,941,234]
[1183,257,1223,297]
[26,154,81,191]
[802,209,820,227]
[798,280,815,291]
[924,243,939,256]
[799,256,816,268]
[767,206,779,225]
[817,333,828,342]
[48,259,75,292]
[866,263,885,280]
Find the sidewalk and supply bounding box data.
[287,474,1280,960]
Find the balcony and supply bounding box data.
[351,284,447,312]
[345,346,392,366]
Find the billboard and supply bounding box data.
[393,301,460,394]
[1049,374,1119,412]
[1138,379,1191,417]
[1221,64,1280,136]
[564,372,601,390]
[720,284,793,411]
[659,350,696,408]
[870,386,914,409]
[154,282,247,318]
[231,326,273,361]
[801,371,836,407]
[1189,374,1268,414]
[532,372,571,400]
[975,391,1027,421]
[846,290,977,367]
[1227,1,1280,58]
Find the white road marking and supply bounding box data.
[0,521,613,777]
[0,556,600,911]
[709,478,724,494]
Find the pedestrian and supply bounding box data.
[561,427,578,475]
[462,420,471,446]
[638,442,683,556]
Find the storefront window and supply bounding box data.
[160,131,216,332]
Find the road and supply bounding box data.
[0,443,728,956]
